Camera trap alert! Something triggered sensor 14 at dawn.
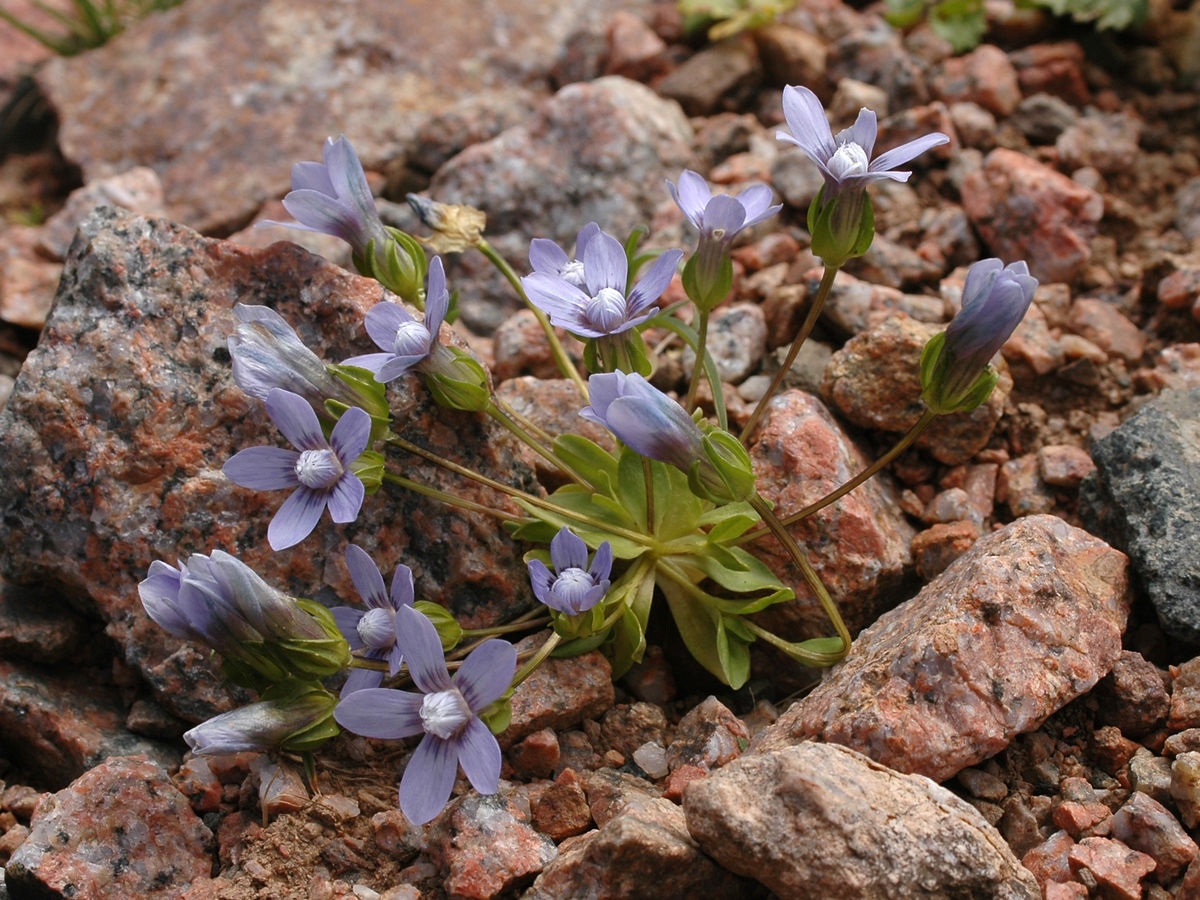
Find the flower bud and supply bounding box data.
[420,345,492,412]
[184,686,340,755]
[690,429,757,505]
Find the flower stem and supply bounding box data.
[477,238,589,401]
[380,471,520,523]
[774,408,938,529]
[749,494,850,662]
[461,615,551,638]
[683,308,711,413]
[641,456,655,536]
[740,264,839,443]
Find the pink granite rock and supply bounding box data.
[745,391,915,645]
[753,516,1130,783]
[1067,298,1146,363]
[503,636,616,748]
[930,44,1022,117]
[1056,112,1142,175]
[0,579,87,663]
[428,789,557,900]
[0,224,62,329]
[1111,792,1198,884]
[820,313,1012,465]
[962,148,1103,284]
[524,797,756,899]
[1068,837,1156,900]
[0,208,537,721]
[0,659,178,789]
[5,756,213,899]
[683,742,1040,898]
[664,696,750,773]
[35,0,653,235]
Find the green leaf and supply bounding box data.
[552,434,620,493]
[686,544,795,596]
[698,501,760,543]
[605,571,655,678]
[885,0,928,28]
[929,0,987,51]
[551,632,609,657]
[659,576,752,688]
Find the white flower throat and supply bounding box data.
[421,689,471,739]
[584,287,628,333]
[294,449,343,489]
[393,320,431,357]
[828,142,870,181]
[553,567,594,606]
[357,607,396,650]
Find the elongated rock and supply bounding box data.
[684,742,1040,899]
[753,515,1130,782]
[0,208,537,721]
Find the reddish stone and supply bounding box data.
[0,579,87,664]
[1009,42,1091,107]
[604,11,671,82]
[754,516,1130,782]
[1094,651,1169,739]
[598,703,667,759]
[746,390,915,652]
[1068,298,1146,363]
[504,638,615,748]
[491,310,584,383]
[1057,112,1142,176]
[5,756,213,899]
[1137,344,1200,393]
[997,453,1055,517]
[532,769,592,841]
[1052,800,1111,838]
[1038,445,1095,488]
[911,521,981,580]
[1068,837,1156,900]
[930,44,1022,117]
[1171,657,1200,731]
[509,729,561,780]
[580,768,661,829]
[1091,726,1140,776]
[1044,882,1088,900]
[753,24,828,92]
[1023,830,1077,887]
[0,224,62,329]
[1165,729,1200,757]
[962,148,1103,284]
[663,764,708,802]
[1111,792,1198,884]
[666,696,749,772]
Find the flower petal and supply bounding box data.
[340,352,392,375]
[330,407,372,464]
[377,355,425,382]
[839,107,878,160]
[266,389,327,451]
[395,605,454,694]
[400,734,458,825]
[323,136,379,236]
[281,190,355,242]
[779,85,836,163]
[626,249,682,316]
[424,257,450,336]
[223,446,301,491]
[389,564,416,609]
[454,638,517,712]
[326,473,365,524]
[529,238,570,275]
[345,545,387,608]
[700,194,747,239]
[589,541,614,583]
[340,666,384,696]
[334,687,425,739]
[455,717,502,795]
[364,302,416,352]
[331,606,366,648]
[575,222,601,257]
[582,231,628,296]
[737,185,781,228]
[267,486,327,550]
[669,170,712,227]
[868,132,950,176]
[527,558,554,606]
[550,527,589,572]
[290,160,335,195]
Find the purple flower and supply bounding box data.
[580,371,704,471]
[334,605,517,825]
[228,304,361,411]
[185,691,338,755]
[223,389,370,550]
[260,136,390,260]
[527,223,601,289]
[777,85,949,197]
[667,170,781,245]
[521,228,682,339]
[528,528,613,616]
[940,259,1037,397]
[343,257,449,382]
[331,545,415,696]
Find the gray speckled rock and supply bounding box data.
[683,742,1040,899]
[0,207,537,721]
[1080,388,1200,644]
[35,0,653,235]
[753,516,1130,783]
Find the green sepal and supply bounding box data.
[220,654,277,693]
[258,682,342,754]
[478,694,513,736]
[414,600,464,651]
[551,631,609,657]
[354,229,427,305]
[919,330,999,415]
[681,252,734,313]
[807,187,875,268]
[692,429,757,505]
[349,450,385,494]
[423,348,491,411]
[327,363,393,438]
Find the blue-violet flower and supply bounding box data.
[223,388,370,550]
[528,528,612,616]
[580,370,705,471]
[527,222,601,290]
[331,545,415,695]
[344,256,449,382]
[521,228,682,339]
[334,604,517,825]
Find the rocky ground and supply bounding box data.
[2,0,1200,897]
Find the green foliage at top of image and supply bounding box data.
[679,0,799,41]
[0,0,183,56]
[885,0,1146,52]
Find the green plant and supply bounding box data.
[678,0,799,41]
[0,0,184,56]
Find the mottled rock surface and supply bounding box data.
[1080,388,1200,644]
[822,313,1012,465]
[747,390,915,646]
[503,639,616,748]
[0,208,537,721]
[754,516,1130,782]
[5,756,213,899]
[684,742,1040,899]
[35,0,652,235]
[522,797,760,899]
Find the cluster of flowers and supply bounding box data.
[140,85,1038,826]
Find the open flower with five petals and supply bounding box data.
[334,605,517,825]
[528,222,600,290]
[521,228,682,339]
[224,389,370,550]
[344,257,449,383]
[331,545,415,695]
[528,528,613,616]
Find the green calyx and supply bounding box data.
[682,250,734,313]
[423,347,491,411]
[807,186,875,269]
[355,229,428,306]
[919,330,999,416]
